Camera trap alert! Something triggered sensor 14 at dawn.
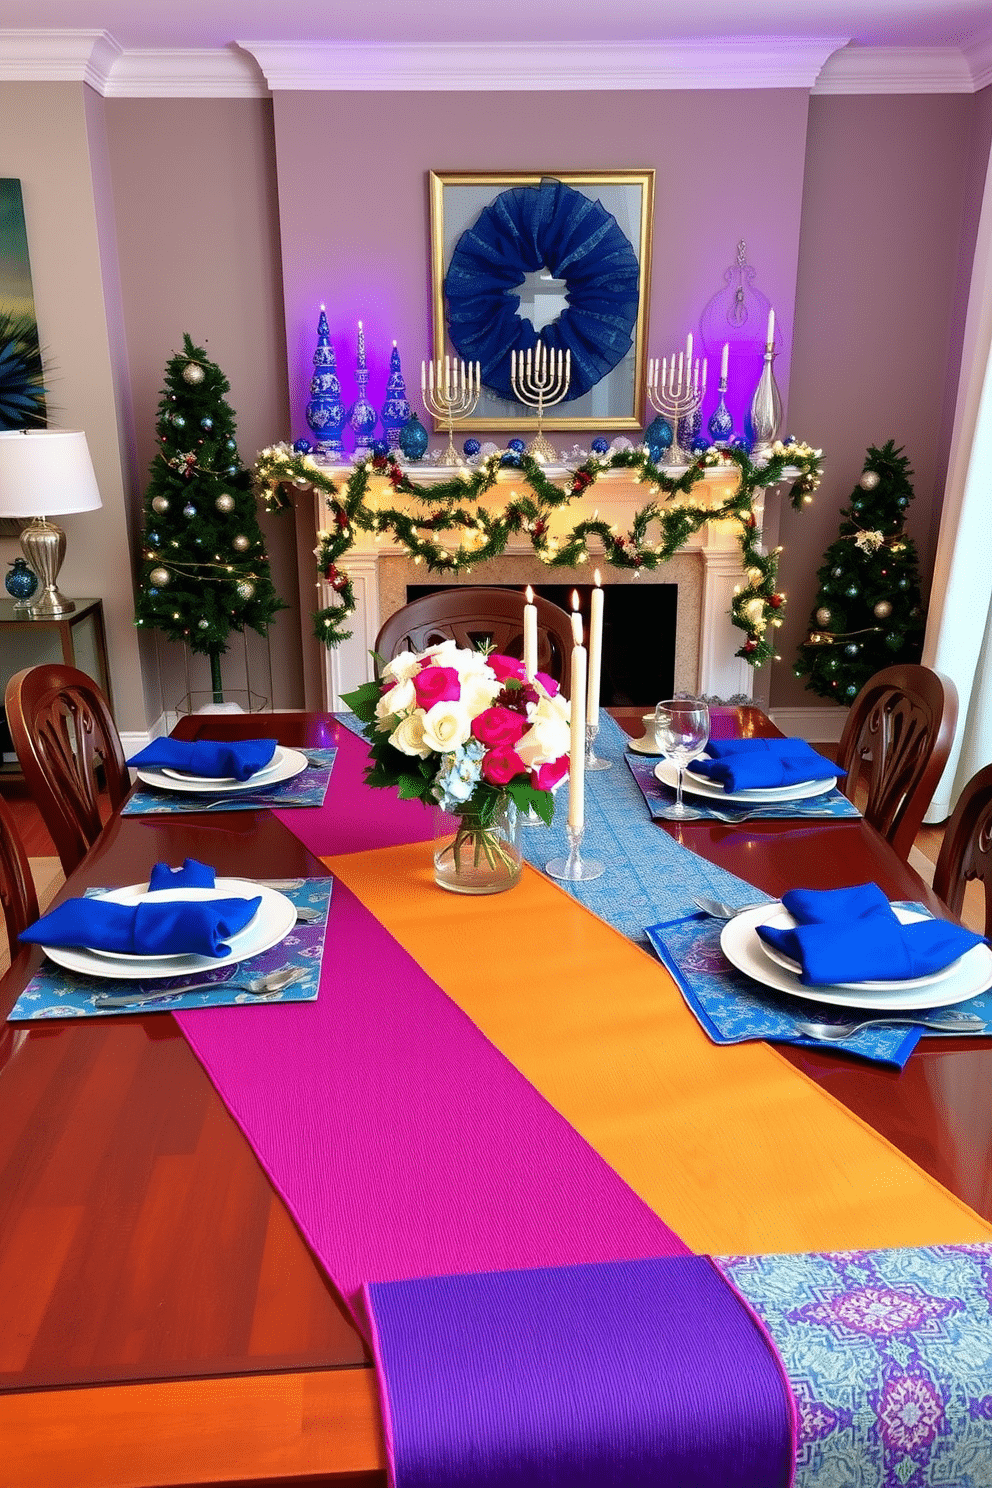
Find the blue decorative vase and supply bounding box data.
[677,406,702,453]
[707,391,734,446]
[305,308,346,461]
[380,342,412,450]
[5,557,38,603]
[643,415,673,464]
[348,321,378,457]
[399,412,429,462]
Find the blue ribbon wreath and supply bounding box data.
[443,178,640,403]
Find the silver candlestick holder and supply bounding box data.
[510,345,571,462]
[748,339,782,463]
[646,350,707,467]
[546,824,604,882]
[421,357,480,466]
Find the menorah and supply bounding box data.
[421,357,481,466]
[510,344,571,462]
[646,338,707,467]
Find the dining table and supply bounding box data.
[1,702,991,1488]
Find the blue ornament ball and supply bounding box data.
[200,417,213,431]
[691,436,710,455]
[172,414,186,428]
[463,438,481,458]
[226,464,238,476]
[5,558,38,601]
[508,438,526,454]
[591,437,610,455]
[226,439,237,451]
[398,413,429,461]
[370,440,389,457]
[149,587,159,596]
[292,438,312,454]
[501,452,522,468]
[183,503,196,518]
[730,435,749,451]
[149,531,160,544]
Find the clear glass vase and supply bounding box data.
[433,798,522,895]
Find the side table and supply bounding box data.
[0,598,112,777]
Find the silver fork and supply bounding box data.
[94,965,305,1008]
[793,1012,986,1042]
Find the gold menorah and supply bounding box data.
[510,344,571,462]
[421,357,481,466]
[646,340,707,467]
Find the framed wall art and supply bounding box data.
[429,170,654,432]
[0,178,47,535]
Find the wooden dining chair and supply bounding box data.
[4,664,130,875]
[835,663,958,862]
[933,762,992,937]
[0,791,40,949]
[375,586,575,694]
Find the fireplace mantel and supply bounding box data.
[300,463,780,711]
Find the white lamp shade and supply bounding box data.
[0,429,103,518]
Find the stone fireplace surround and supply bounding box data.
[304,465,777,712]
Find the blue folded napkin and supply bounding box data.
[687,737,844,792]
[19,890,261,958]
[148,858,216,891]
[756,882,985,986]
[127,737,278,781]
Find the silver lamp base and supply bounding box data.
[20,516,76,617]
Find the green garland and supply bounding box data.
[254,440,822,666]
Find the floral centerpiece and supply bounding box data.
[342,642,571,894]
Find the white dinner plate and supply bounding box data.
[136,746,307,795]
[720,903,992,1011]
[627,735,665,756]
[654,758,835,804]
[41,880,297,980]
[755,905,964,992]
[160,745,286,787]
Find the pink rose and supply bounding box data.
[482,745,526,786]
[488,654,526,684]
[535,670,559,697]
[531,756,569,791]
[413,665,461,709]
[472,706,528,748]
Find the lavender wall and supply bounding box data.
[779,91,985,714]
[102,96,302,711]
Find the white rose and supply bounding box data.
[376,676,416,723]
[459,672,502,718]
[515,713,570,770]
[381,650,421,684]
[390,711,431,757]
[421,700,472,753]
[451,647,492,680]
[419,639,461,666]
[529,691,570,728]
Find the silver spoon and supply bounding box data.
[94,965,305,1009]
[792,1012,986,1042]
[692,895,772,919]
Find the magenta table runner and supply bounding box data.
[366,1257,795,1488]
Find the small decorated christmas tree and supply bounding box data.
[135,335,284,703]
[794,440,925,704]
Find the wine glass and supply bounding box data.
[654,698,710,820]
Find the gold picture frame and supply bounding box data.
[429,169,654,433]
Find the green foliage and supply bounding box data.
[134,334,285,661]
[794,440,926,704]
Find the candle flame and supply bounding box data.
[526,585,534,603]
[571,590,579,610]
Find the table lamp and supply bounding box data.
[0,429,103,617]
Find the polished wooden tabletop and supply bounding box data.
[0,707,987,1486]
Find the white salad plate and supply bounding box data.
[720,902,992,1011]
[42,880,296,980]
[137,746,307,795]
[627,736,665,756]
[654,759,835,804]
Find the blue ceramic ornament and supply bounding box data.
[305,307,346,461]
[399,413,429,462]
[591,437,610,455]
[293,438,312,454]
[643,416,673,464]
[380,343,412,450]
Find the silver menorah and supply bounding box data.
[646,341,707,467]
[421,357,481,466]
[510,344,571,462]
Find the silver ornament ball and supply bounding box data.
[149,567,170,587]
[236,580,255,601]
[198,619,209,629]
[151,495,169,514]
[232,535,249,552]
[182,503,196,518]
[815,607,831,627]
[859,471,880,491]
[874,600,893,619]
[182,362,205,385]
[215,493,235,513]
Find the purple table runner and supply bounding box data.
[366,1256,796,1488]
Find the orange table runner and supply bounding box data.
[327,842,992,1256]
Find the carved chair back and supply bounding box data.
[933,762,992,937]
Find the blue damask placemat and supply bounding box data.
[123,747,337,815]
[7,877,332,1020]
[718,1243,992,1488]
[625,750,861,822]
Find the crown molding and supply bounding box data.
[238,36,849,92]
[963,32,992,92]
[812,43,975,94]
[103,48,268,98]
[0,29,121,90]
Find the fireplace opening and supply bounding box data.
[406,584,677,706]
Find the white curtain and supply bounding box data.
[923,135,992,824]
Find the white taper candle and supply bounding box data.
[523,585,538,682]
[721,342,729,381]
[568,637,586,833]
[587,571,603,728]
